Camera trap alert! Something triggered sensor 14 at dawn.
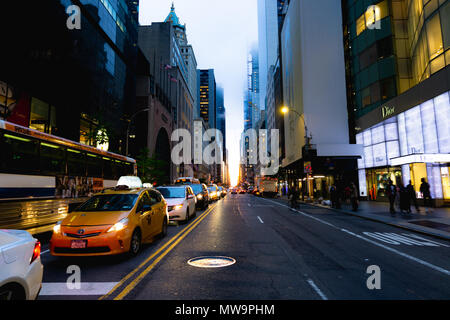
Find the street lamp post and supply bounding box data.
[125,108,150,156]
[281,106,313,200]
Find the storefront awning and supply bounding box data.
[390,154,450,166]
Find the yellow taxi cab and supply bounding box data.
[50,186,169,257]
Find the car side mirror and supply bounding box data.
[187,194,194,199]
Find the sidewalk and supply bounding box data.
[279,195,450,241]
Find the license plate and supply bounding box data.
[71,240,87,249]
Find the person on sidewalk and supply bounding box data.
[399,184,411,214]
[386,179,397,214]
[406,180,420,213]
[420,178,433,213]
[289,186,299,209]
[350,182,359,212]
[330,184,338,208]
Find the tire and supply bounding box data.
[159,218,168,238]
[0,283,25,300]
[129,229,141,256]
[184,207,190,223]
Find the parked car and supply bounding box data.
[157,185,196,223]
[207,184,220,201]
[50,187,169,257]
[0,229,43,300]
[189,183,210,210]
[217,186,225,198]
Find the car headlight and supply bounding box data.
[197,194,203,200]
[107,218,129,233]
[174,204,183,210]
[53,221,62,234]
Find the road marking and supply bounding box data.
[257,216,264,224]
[112,203,218,300]
[41,249,50,255]
[307,279,328,300]
[261,198,450,277]
[40,282,118,296]
[99,203,218,300]
[362,232,448,247]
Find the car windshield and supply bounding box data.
[208,186,217,192]
[75,194,138,212]
[157,187,186,199]
[190,184,203,194]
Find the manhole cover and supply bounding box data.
[187,256,236,268]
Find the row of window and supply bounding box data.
[0,133,133,179]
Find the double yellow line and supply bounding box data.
[99,202,218,300]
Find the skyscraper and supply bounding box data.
[197,69,216,130]
[342,0,450,204]
[216,86,226,160]
[0,0,140,153]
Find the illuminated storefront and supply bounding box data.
[357,91,450,205]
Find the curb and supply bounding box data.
[278,198,450,242]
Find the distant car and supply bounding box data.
[231,188,238,194]
[207,184,220,201]
[50,187,169,257]
[217,186,225,198]
[239,189,246,194]
[174,177,200,185]
[0,229,43,300]
[189,183,210,210]
[157,185,196,223]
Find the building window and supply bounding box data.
[29,97,56,134]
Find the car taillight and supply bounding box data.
[30,241,41,264]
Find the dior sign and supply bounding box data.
[381,105,395,119]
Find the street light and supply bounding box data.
[280,106,314,201]
[280,106,312,144]
[125,108,150,156]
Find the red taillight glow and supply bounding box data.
[30,241,41,264]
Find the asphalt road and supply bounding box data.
[36,193,450,300]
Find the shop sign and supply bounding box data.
[304,161,312,174]
[382,105,395,119]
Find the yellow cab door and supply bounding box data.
[148,190,165,236]
[135,191,153,241]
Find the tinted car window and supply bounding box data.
[190,184,204,194]
[157,187,186,199]
[76,194,138,212]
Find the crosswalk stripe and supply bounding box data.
[40,282,118,296]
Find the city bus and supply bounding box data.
[0,120,137,200]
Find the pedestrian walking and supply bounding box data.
[406,180,420,212]
[420,178,433,213]
[350,182,358,212]
[399,185,411,214]
[386,179,397,214]
[289,186,299,209]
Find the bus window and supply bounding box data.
[40,142,65,175]
[86,153,102,177]
[103,157,119,180]
[2,133,39,174]
[67,149,86,176]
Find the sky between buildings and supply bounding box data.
[139,0,259,186]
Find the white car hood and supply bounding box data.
[166,198,185,206]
